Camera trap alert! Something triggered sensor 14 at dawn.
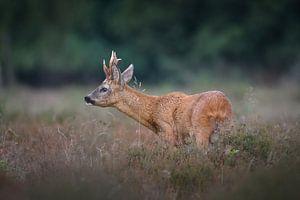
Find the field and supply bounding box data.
[0,79,300,200]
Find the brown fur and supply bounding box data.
[113,87,232,146]
[85,51,232,147]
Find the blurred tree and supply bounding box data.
[0,0,17,86]
[0,0,96,86]
[0,0,299,86]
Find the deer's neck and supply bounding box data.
[114,86,158,132]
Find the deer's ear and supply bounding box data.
[112,65,121,82]
[122,64,134,84]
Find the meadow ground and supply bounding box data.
[0,79,299,200]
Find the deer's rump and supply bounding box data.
[173,91,232,144]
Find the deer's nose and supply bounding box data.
[84,96,93,104]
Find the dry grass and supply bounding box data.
[0,83,299,200]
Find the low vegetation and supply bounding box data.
[0,83,299,199]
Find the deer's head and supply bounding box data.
[84,51,134,107]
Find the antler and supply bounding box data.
[102,50,121,80]
[109,51,121,67]
[103,59,110,79]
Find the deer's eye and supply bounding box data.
[100,87,108,93]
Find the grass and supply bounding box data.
[0,82,299,199]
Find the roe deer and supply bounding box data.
[84,51,232,147]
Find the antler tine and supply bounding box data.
[103,59,107,70]
[109,51,114,67]
[109,51,115,67]
[102,59,111,79]
[102,50,122,80]
[114,51,122,62]
[109,50,122,67]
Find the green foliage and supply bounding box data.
[1,0,300,85]
[224,148,240,167]
[170,163,213,191]
[227,130,272,160]
[13,33,107,72]
[0,160,9,172]
[127,145,147,164]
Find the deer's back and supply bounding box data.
[152,91,187,124]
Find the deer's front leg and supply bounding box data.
[157,122,177,146]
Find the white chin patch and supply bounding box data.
[85,102,93,106]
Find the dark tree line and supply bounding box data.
[0,0,299,86]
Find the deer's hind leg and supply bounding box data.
[191,115,215,147]
[193,128,214,147]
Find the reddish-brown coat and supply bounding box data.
[86,51,232,147]
[113,87,232,146]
